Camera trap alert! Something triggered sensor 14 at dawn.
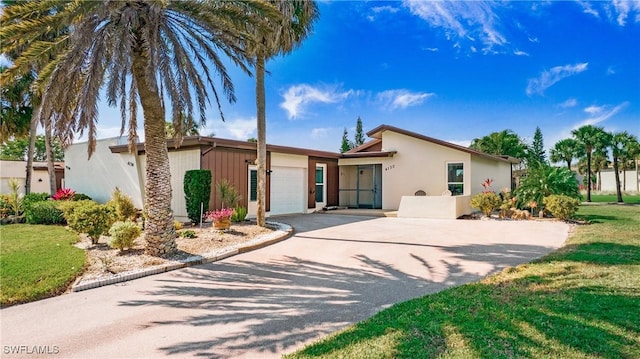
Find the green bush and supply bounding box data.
[72,193,92,201]
[107,187,137,222]
[0,194,11,218]
[216,178,240,208]
[515,165,581,209]
[61,200,116,244]
[108,221,141,252]
[179,229,197,238]
[231,206,248,222]
[471,192,502,216]
[184,170,211,223]
[23,192,50,210]
[543,194,581,220]
[25,201,65,225]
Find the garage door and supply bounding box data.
[270,166,305,215]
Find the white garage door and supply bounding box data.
[270,166,305,215]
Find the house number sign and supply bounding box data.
[385,164,395,171]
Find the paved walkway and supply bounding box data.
[0,214,569,358]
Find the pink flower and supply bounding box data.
[53,188,76,201]
[205,208,235,222]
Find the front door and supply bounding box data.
[356,164,382,209]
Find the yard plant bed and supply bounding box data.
[78,222,275,283]
[286,205,640,359]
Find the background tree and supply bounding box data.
[165,115,200,140]
[246,0,318,227]
[550,138,580,170]
[340,127,353,153]
[528,126,546,166]
[610,131,639,202]
[354,116,365,147]
[0,135,64,161]
[571,125,611,202]
[0,66,34,142]
[469,130,528,159]
[1,1,278,256]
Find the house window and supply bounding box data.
[447,163,464,196]
[249,169,257,201]
[315,166,325,203]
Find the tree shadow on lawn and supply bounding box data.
[116,241,565,358]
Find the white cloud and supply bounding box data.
[612,0,640,26]
[577,0,600,18]
[558,98,578,108]
[377,89,435,110]
[372,5,399,14]
[574,102,630,128]
[584,105,605,116]
[606,66,617,75]
[528,36,539,43]
[448,139,472,148]
[280,84,356,119]
[423,47,439,52]
[310,127,331,139]
[526,62,589,96]
[403,0,507,53]
[204,117,256,140]
[513,50,529,56]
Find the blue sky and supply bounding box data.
[93,1,638,154]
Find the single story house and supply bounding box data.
[599,168,640,192]
[0,160,64,194]
[64,124,518,220]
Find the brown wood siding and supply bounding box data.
[363,141,382,152]
[309,157,339,207]
[202,147,256,210]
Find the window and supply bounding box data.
[315,166,324,203]
[249,169,257,201]
[447,163,464,196]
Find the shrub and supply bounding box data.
[470,192,501,216]
[53,188,76,201]
[108,221,141,252]
[71,193,92,201]
[514,165,581,209]
[62,200,116,244]
[107,187,137,222]
[184,170,211,223]
[179,229,197,238]
[6,178,24,216]
[0,194,12,218]
[23,192,50,210]
[231,206,248,222]
[216,178,240,208]
[205,207,234,222]
[25,201,65,225]
[173,220,184,230]
[543,194,581,221]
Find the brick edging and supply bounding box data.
[71,221,293,292]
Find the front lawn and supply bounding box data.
[0,224,86,307]
[286,205,640,358]
[588,193,640,204]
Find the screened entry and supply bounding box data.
[339,164,382,209]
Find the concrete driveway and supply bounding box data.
[1,214,569,358]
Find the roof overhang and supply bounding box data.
[341,151,397,158]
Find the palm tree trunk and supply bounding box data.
[613,156,623,203]
[566,159,571,171]
[586,151,592,202]
[44,117,56,195]
[24,114,38,195]
[132,54,176,257]
[256,52,267,227]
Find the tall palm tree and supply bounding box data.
[469,129,528,159]
[610,131,639,202]
[572,125,610,202]
[1,1,279,256]
[245,1,319,226]
[550,138,580,170]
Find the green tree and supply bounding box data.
[528,126,546,165]
[550,138,580,170]
[340,127,354,153]
[0,66,34,143]
[469,130,528,159]
[514,165,581,210]
[610,131,639,203]
[1,1,278,256]
[354,116,365,147]
[245,0,318,227]
[572,125,611,202]
[165,115,200,141]
[0,135,64,161]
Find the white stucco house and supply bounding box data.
[64,124,519,220]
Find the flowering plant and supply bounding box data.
[481,178,494,193]
[53,188,76,201]
[205,207,235,222]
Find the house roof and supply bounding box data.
[109,136,342,159]
[364,124,521,164]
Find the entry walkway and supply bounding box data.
[0,214,569,358]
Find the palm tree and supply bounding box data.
[1,1,279,256]
[610,131,639,202]
[572,125,610,202]
[469,129,528,159]
[550,138,580,170]
[245,1,319,226]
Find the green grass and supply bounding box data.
[286,205,640,359]
[588,193,640,204]
[0,224,86,307]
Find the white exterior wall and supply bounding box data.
[469,155,512,194]
[65,138,142,206]
[0,161,50,194]
[268,153,309,215]
[600,169,640,192]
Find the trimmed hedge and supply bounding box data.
[25,201,65,225]
[184,170,211,223]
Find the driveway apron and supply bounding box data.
[0,214,569,358]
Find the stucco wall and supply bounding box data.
[469,155,512,194]
[600,169,640,192]
[0,161,51,194]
